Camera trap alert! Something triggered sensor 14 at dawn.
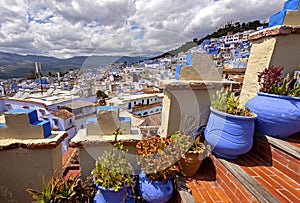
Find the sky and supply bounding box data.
[0,0,285,59]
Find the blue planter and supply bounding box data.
[204,106,257,159]
[138,172,173,203]
[94,184,134,203]
[246,92,300,139]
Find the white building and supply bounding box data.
[58,100,97,132]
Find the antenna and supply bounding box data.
[35,62,43,95]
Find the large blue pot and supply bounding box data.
[138,172,173,203]
[204,106,257,159]
[246,92,300,139]
[94,184,134,203]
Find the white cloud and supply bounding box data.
[0,0,285,58]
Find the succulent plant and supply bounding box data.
[258,65,284,93]
[258,66,300,97]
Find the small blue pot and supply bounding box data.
[138,172,173,203]
[246,92,300,139]
[204,106,257,159]
[94,184,134,203]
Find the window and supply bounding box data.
[53,119,58,126]
[39,109,45,115]
[5,103,12,110]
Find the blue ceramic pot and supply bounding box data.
[204,106,257,159]
[94,184,134,203]
[246,92,300,139]
[138,172,173,203]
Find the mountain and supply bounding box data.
[115,56,149,64]
[0,52,148,79]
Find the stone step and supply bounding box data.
[182,146,300,203]
[227,150,300,202]
[180,156,258,203]
[218,155,280,202]
[252,133,300,182]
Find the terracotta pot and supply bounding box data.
[179,151,205,177]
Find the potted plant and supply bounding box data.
[27,173,96,202]
[136,136,174,203]
[92,142,134,203]
[170,133,206,177]
[246,66,300,138]
[204,88,257,159]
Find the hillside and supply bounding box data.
[154,20,266,58]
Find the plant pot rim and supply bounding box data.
[95,183,129,191]
[257,92,300,101]
[210,106,257,119]
[95,183,116,191]
[139,171,172,183]
[186,150,205,154]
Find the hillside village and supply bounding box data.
[0,22,260,152]
[0,0,300,202]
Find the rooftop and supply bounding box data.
[51,109,74,120]
[60,100,96,109]
[0,131,67,151]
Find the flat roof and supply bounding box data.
[60,100,96,109]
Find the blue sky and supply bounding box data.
[0,0,285,58]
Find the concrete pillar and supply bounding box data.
[239,26,300,106]
[0,132,66,203]
[70,130,141,179]
[160,81,238,137]
[0,108,66,202]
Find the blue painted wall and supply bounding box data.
[269,0,300,27]
[175,64,182,80]
[186,53,192,66]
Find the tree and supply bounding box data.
[25,70,38,79]
[96,90,108,99]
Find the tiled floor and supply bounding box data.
[62,147,80,178]
[63,165,80,179]
[62,147,76,168]
[234,152,300,202]
[186,158,231,203]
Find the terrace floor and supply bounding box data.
[233,152,300,202]
[62,132,300,203]
[186,158,232,203]
[62,147,80,178]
